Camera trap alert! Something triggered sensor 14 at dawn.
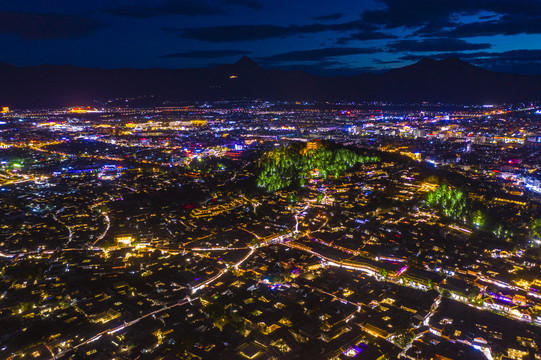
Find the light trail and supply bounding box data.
[53,213,73,247]
[92,213,110,246]
[192,247,256,294]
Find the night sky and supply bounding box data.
[1,0,541,76]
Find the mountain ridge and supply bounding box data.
[1,57,540,108]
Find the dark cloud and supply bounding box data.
[443,15,541,37]
[362,0,541,28]
[412,20,455,37]
[388,38,491,52]
[104,1,223,17]
[0,11,104,40]
[485,49,541,63]
[226,0,263,10]
[338,30,397,44]
[313,13,343,21]
[104,0,262,18]
[165,24,290,42]
[478,14,500,20]
[413,13,541,38]
[258,47,380,62]
[399,54,458,61]
[104,7,158,18]
[159,1,541,44]
[166,20,373,42]
[158,49,251,58]
[372,58,402,64]
[400,49,541,62]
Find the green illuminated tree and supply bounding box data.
[287,193,298,203]
[531,219,541,239]
[256,143,379,192]
[493,224,512,239]
[471,210,487,229]
[426,184,467,220]
[378,268,389,280]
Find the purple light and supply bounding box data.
[342,345,363,357]
[495,295,512,303]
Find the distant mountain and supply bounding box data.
[1,57,540,108]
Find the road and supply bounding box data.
[51,246,257,359]
[53,213,73,247]
[92,213,110,246]
[51,297,193,359]
[282,242,377,276]
[191,247,256,293]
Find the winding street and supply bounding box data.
[50,246,257,359]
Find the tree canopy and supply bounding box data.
[256,143,379,192]
[531,219,541,239]
[426,184,467,220]
[471,209,487,229]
